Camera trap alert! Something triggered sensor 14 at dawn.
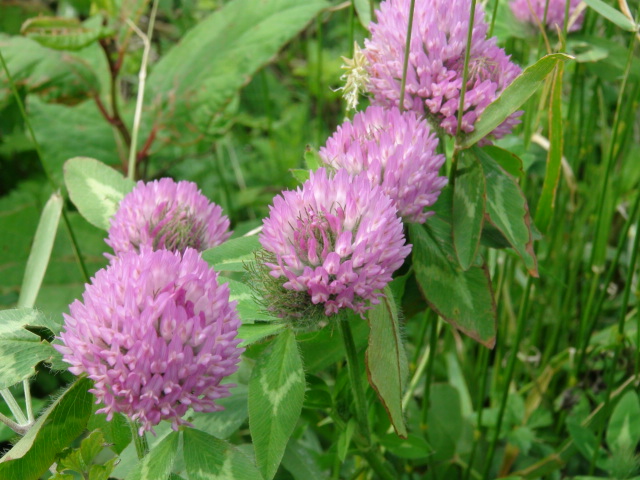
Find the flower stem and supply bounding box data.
[340,317,370,442]
[128,419,149,460]
[398,0,416,113]
[340,317,396,480]
[1,388,27,426]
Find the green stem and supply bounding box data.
[340,318,370,442]
[455,0,477,142]
[464,345,490,480]
[129,419,149,460]
[398,0,416,113]
[483,277,533,478]
[421,315,440,427]
[0,388,28,425]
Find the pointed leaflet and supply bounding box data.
[249,329,305,480]
[64,157,135,231]
[366,287,409,437]
[459,53,573,148]
[183,428,261,480]
[126,431,179,480]
[409,213,496,347]
[0,308,59,389]
[475,147,538,276]
[452,150,486,271]
[0,378,93,480]
[606,391,640,452]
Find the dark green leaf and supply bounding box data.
[410,222,496,348]
[426,384,464,462]
[21,16,115,51]
[452,150,485,270]
[475,147,538,276]
[0,378,94,480]
[282,441,326,480]
[481,145,524,180]
[87,410,132,455]
[64,157,135,231]
[379,433,433,459]
[365,288,408,437]
[183,428,261,480]
[249,329,305,480]
[126,431,179,480]
[460,54,573,148]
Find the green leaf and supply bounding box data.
[191,386,249,440]
[0,35,99,107]
[147,0,329,137]
[30,98,122,188]
[567,419,609,469]
[238,323,286,347]
[17,191,63,308]
[202,235,261,272]
[475,147,538,276]
[452,150,485,270]
[365,288,408,437]
[225,278,278,323]
[249,329,305,480]
[459,53,573,148]
[481,145,524,180]
[379,433,433,459]
[410,222,496,348]
[353,0,373,29]
[336,419,356,462]
[304,145,321,171]
[64,157,135,231]
[21,16,115,51]
[426,384,464,462]
[583,0,637,31]
[0,378,94,480]
[58,430,106,474]
[298,319,368,373]
[0,308,58,388]
[606,391,640,452]
[290,169,310,184]
[126,431,179,480]
[183,428,261,480]
[534,64,564,234]
[87,410,132,455]
[281,441,326,480]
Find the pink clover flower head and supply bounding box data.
[106,178,231,257]
[56,248,243,434]
[510,0,585,32]
[259,168,411,317]
[363,0,522,140]
[319,106,448,223]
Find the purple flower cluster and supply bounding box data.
[319,106,447,223]
[56,248,243,434]
[106,178,231,257]
[59,177,241,434]
[259,168,411,317]
[363,0,522,139]
[510,0,584,32]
